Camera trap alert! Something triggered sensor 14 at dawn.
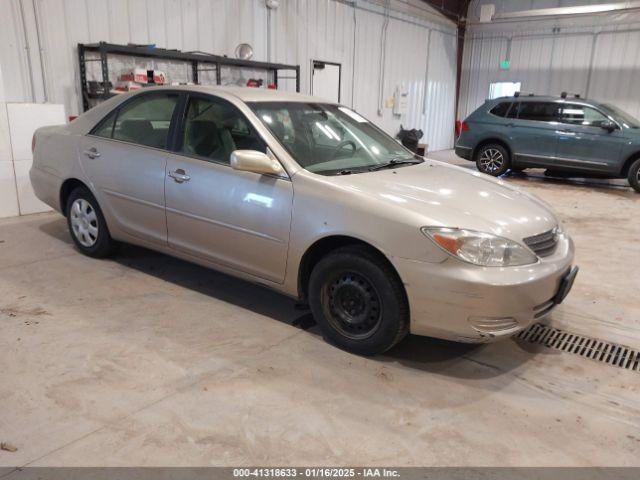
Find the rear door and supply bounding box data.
[79,91,181,244]
[555,103,625,173]
[509,101,561,167]
[164,93,293,283]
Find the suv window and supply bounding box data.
[506,102,520,119]
[108,93,179,149]
[560,104,610,127]
[180,95,266,164]
[517,102,560,122]
[489,102,512,117]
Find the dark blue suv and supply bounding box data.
[455,94,640,192]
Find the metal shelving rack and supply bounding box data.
[78,42,301,112]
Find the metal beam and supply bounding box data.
[495,1,640,20]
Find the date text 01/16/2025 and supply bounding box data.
[232,468,400,478]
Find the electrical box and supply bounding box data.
[480,4,495,23]
[392,85,409,116]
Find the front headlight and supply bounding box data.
[422,227,538,267]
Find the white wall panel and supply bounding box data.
[1,0,456,141]
[460,0,640,120]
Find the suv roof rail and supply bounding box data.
[514,91,535,98]
[561,91,582,99]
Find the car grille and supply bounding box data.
[523,228,558,257]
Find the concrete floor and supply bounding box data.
[1,150,639,467]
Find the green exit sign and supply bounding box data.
[500,60,510,70]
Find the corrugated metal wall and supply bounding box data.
[459,0,640,120]
[0,0,458,151]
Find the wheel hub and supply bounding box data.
[325,272,382,339]
[70,198,99,248]
[479,148,504,173]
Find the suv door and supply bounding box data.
[80,91,181,244]
[509,101,561,167]
[555,103,625,173]
[164,93,293,283]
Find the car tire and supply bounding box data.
[308,245,409,356]
[66,187,115,258]
[628,158,640,193]
[475,143,510,177]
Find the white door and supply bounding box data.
[312,61,340,103]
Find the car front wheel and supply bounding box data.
[66,187,115,258]
[308,246,409,355]
[628,158,640,193]
[476,143,510,176]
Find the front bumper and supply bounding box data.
[393,235,576,343]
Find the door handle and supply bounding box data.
[506,123,514,127]
[83,147,100,159]
[168,169,191,183]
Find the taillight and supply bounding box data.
[461,121,470,132]
[32,133,36,153]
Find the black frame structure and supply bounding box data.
[78,42,301,112]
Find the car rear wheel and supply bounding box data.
[628,158,640,193]
[476,144,510,176]
[66,187,115,258]
[308,246,409,355]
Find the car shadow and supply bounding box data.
[507,169,636,195]
[38,216,531,379]
[453,162,636,195]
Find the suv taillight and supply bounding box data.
[461,121,470,132]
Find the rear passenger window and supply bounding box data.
[111,93,179,149]
[93,112,116,138]
[506,102,520,119]
[490,102,512,117]
[518,102,560,122]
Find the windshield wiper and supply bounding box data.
[369,158,423,171]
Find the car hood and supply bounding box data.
[330,160,558,240]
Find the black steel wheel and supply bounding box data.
[323,271,382,340]
[308,245,409,355]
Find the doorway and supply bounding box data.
[311,60,341,102]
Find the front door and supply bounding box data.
[509,101,561,167]
[79,91,181,244]
[164,94,293,283]
[555,103,625,173]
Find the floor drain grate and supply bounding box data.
[516,323,640,372]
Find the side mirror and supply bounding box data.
[601,120,617,132]
[230,150,285,177]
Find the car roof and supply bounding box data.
[132,85,328,104]
[492,95,599,105]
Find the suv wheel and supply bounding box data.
[308,246,409,356]
[628,158,640,193]
[476,144,510,177]
[66,187,115,258]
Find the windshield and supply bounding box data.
[601,103,640,128]
[249,102,420,175]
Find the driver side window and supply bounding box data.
[560,104,610,127]
[180,96,266,164]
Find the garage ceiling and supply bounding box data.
[421,0,471,24]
